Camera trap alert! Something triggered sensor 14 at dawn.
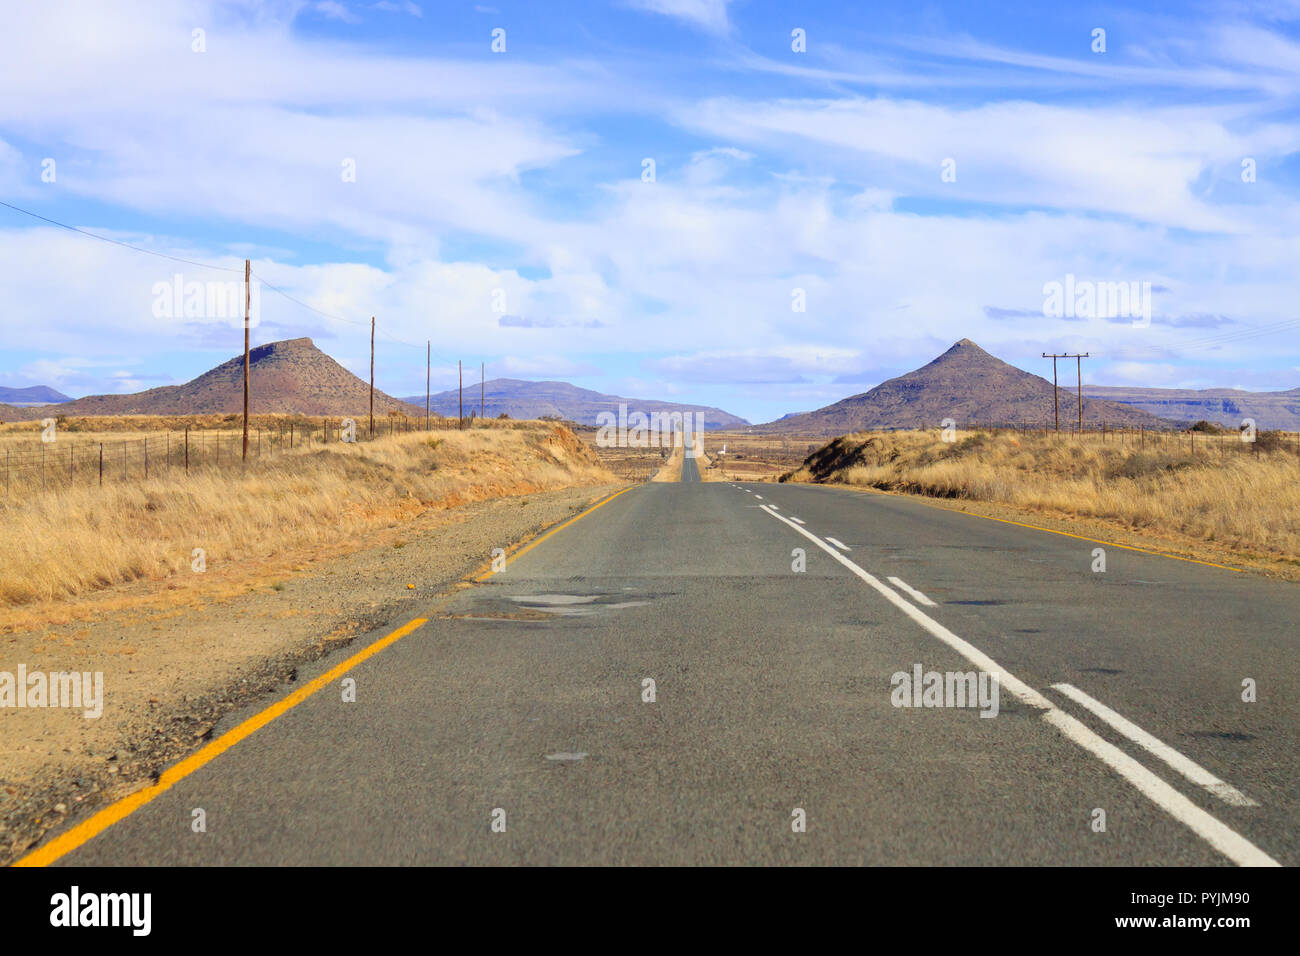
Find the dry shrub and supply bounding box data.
[0,423,612,608]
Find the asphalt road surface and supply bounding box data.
[45,464,1299,866]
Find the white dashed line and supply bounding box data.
[757,504,1278,868]
[824,536,850,551]
[788,516,805,525]
[753,494,763,500]
[887,576,937,607]
[1050,683,1258,807]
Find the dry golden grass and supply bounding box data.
[783,429,1300,565]
[0,421,613,609]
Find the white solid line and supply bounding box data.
[1043,709,1275,865]
[756,504,1279,868]
[788,516,805,525]
[824,536,850,551]
[887,576,937,607]
[1050,683,1258,808]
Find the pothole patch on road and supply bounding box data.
[442,590,659,622]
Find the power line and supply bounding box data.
[0,198,242,274]
[0,198,469,377]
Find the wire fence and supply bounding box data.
[977,421,1300,458]
[0,414,437,496]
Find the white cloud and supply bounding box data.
[313,1,360,24]
[624,0,731,34]
[373,1,421,16]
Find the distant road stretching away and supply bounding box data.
[31,451,1299,866]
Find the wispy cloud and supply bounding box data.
[624,0,731,34]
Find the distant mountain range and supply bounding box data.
[401,378,749,429]
[5,336,1295,433]
[0,385,72,406]
[755,339,1172,435]
[0,338,423,421]
[1083,385,1300,431]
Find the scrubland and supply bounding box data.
[782,429,1300,569]
[0,420,612,610]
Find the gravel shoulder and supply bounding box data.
[1,481,624,863]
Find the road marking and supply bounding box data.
[473,486,636,582]
[753,494,763,500]
[757,504,1279,867]
[1042,709,1274,866]
[15,616,429,868]
[1050,683,1258,807]
[824,536,850,551]
[788,516,805,525]
[887,576,937,606]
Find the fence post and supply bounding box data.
[185,427,189,473]
[144,438,149,479]
[41,444,45,491]
[98,443,103,486]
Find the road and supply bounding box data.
[34,459,1300,866]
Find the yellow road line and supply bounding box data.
[472,485,637,582]
[15,616,428,868]
[835,484,1244,573]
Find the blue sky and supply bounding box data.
[2,0,1299,423]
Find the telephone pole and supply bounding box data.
[369,316,375,438]
[242,258,250,460]
[1043,352,1088,433]
[1074,352,1088,433]
[458,360,463,429]
[481,362,485,420]
[426,340,431,432]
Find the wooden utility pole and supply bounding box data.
[242,259,251,460]
[458,360,463,429]
[369,316,375,438]
[1043,353,1062,431]
[1074,352,1089,433]
[481,362,485,420]
[426,340,431,431]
